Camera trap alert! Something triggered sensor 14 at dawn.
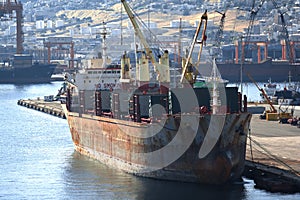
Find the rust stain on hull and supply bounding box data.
[63,105,251,184]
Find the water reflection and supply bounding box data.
[63,151,248,200]
[63,151,141,199]
[136,179,247,200]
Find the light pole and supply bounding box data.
[240,36,244,97]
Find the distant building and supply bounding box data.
[111,29,121,36]
[170,20,190,28]
[8,25,16,35]
[47,20,53,29]
[23,24,33,32]
[194,20,215,28]
[69,29,75,37]
[147,22,158,29]
[125,21,157,29]
[253,25,261,35]
[80,27,91,35]
[36,20,45,30]
[55,20,64,28]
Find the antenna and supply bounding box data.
[99,22,109,68]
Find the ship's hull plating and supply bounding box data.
[63,105,251,184]
[217,62,300,82]
[0,63,56,84]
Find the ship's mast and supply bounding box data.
[210,59,221,114]
[100,22,108,68]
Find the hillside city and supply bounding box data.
[0,0,300,65]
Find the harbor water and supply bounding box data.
[0,82,299,200]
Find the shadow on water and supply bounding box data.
[63,151,247,200]
[135,179,246,200]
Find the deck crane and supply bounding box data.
[121,0,170,86]
[180,10,208,84]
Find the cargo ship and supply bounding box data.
[61,6,252,184]
[215,59,300,83]
[0,54,56,84]
[62,55,251,184]
[211,35,300,83]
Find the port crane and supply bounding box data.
[248,72,294,121]
[180,10,208,84]
[247,0,293,62]
[248,73,277,113]
[270,0,294,63]
[213,10,226,59]
[0,0,23,54]
[121,0,170,84]
[246,0,265,42]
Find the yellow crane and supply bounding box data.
[249,72,294,121]
[247,73,277,113]
[180,10,208,84]
[121,0,170,84]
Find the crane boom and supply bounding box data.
[247,0,292,62]
[214,10,226,52]
[247,73,277,113]
[270,0,293,62]
[180,10,208,84]
[121,0,155,65]
[121,0,170,83]
[245,0,266,45]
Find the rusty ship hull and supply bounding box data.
[60,4,252,184]
[63,104,251,184]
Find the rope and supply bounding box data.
[247,134,300,176]
[130,3,166,53]
[248,127,254,161]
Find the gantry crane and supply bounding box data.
[121,0,170,84]
[0,0,23,54]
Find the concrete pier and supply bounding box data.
[246,104,300,172]
[17,99,65,119]
[244,104,300,193]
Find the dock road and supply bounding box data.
[246,105,300,174]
